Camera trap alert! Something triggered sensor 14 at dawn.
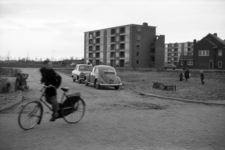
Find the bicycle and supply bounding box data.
[18,85,86,130]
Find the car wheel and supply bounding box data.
[114,86,119,90]
[85,79,89,86]
[78,79,82,84]
[95,80,100,89]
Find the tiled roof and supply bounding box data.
[208,33,225,46]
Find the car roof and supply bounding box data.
[77,64,92,66]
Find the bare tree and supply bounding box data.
[6,50,11,60]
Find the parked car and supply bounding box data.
[85,65,122,90]
[72,64,92,83]
[162,64,177,70]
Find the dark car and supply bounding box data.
[162,64,177,70]
[84,65,122,90]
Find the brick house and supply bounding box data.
[193,33,225,69]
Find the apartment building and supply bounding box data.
[165,42,194,66]
[84,23,165,68]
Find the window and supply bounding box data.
[120,52,125,57]
[136,35,141,40]
[111,29,115,35]
[136,60,140,64]
[89,46,92,51]
[96,45,100,51]
[89,39,93,44]
[136,52,139,56]
[218,61,222,68]
[174,49,178,52]
[110,52,115,58]
[136,44,140,48]
[174,53,178,56]
[96,38,100,44]
[96,31,100,37]
[96,53,100,58]
[168,49,171,52]
[111,37,115,42]
[168,53,171,57]
[218,50,222,56]
[89,53,92,58]
[174,58,178,61]
[120,43,125,49]
[120,35,125,41]
[187,61,193,66]
[168,58,171,61]
[110,44,115,50]
[137,26,141,32]
[89,33,93,38]
[199,50,209,56]
[120,27,125,33]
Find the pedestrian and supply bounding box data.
[40,59,62,121]
[200,70,205,85]
[179,70,184,81]
[184,68,190,81]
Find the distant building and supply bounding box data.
[192,33,225,69]
[165,42,194,66]
[84,23,165,68]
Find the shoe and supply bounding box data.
[50,112,58,122]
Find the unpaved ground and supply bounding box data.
[0,68,225,150]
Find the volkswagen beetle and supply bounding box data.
[84,65,122,90]
[72,64,92,83]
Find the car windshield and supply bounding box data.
[79,65,92,71]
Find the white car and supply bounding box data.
[72,64,92,83]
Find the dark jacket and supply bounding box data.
[40,67,58,86]
[200,73,204,79]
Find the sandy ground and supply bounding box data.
[0,68,225,150]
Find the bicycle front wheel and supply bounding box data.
[18,101,43,130]
[62,98,86,124]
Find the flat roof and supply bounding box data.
[84,24,157,33]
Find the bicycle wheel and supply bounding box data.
[62,98,86,124]
[18,101,43,130]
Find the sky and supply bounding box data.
[0,0,225,61]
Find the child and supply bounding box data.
[179,71,184,81]
[200,70,205,85]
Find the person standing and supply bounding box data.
[200,70,205,85]
[40,59,61,121]
[184,68,190,81]
[179,70,184,81]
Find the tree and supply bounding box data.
[6,50,11,60]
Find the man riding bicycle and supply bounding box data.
[40,59,61,121]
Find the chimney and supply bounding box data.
[214,33,217,36]
[193,39,197,45]
[143,22,148,27]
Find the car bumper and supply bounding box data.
[99,83,122,86]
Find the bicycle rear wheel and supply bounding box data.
[18,101,43,130]
[62,98,86,124]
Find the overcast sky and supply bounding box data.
[0,0,225,61]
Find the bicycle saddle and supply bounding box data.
[61,87,69,92]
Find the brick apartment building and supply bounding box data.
[178,33,225,69]
[84,23,165,68]
[165,42,194,66]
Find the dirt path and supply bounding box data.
[0,68,225,150]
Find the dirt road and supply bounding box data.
[0,68,225,150]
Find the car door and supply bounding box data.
[90,67,96,83]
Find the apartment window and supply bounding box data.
[174,49,178,52]
[136,52,140,56]
[111,37,115,42]
[136,44,140,48]
[96,38,100,44]
[188,48,191,51]
[168,58,171,61]
[89,53,92,58]
[137,26,141,32]
[89,33,93,38]
[218,50,222,56]
[96,60,100,65]
[110,52,115,58]
[136,35,141,40]
[174,58,178,61]
[120,60,125,67]
[96,53,100,58]
[188,52,193,56]
[96,45,100,51]
[174,43,178,47]
[120,52,125,57]
[188,42,191,46]
[120,27,125,33]
[89,46,92,51]
[168,53,171,57]
[174,53,178,56]
[168,49,171,52]
[89,39,93,44]
[120,35,125,41]
[136,60,140,65]
[199,50,209,56]
[96,31,100,37]
[120,43,125,49]
[187,61,193,66]
[110,44,115,50]
[111,29,115,35]
[218,61,222,68]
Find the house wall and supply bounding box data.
[155,35,165,68]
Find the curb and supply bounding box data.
[0,91,23,112]
[139,92,225,106]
